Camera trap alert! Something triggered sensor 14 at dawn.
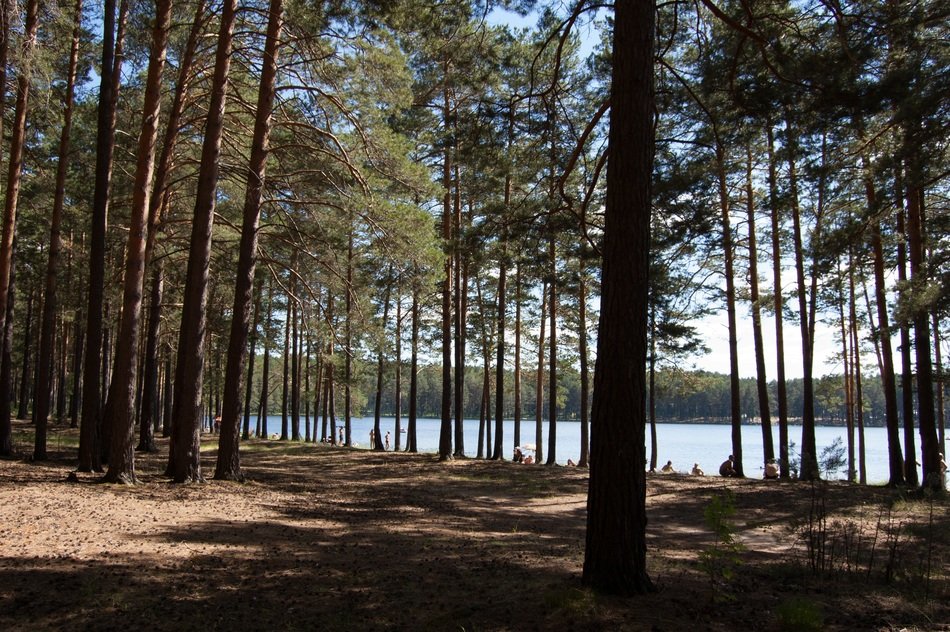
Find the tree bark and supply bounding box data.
[34,0,83,447]
[785,115,819,480]
[393,288,401,451]
[904,158,939,490]
[864,157,903,485]
[535,282,547,464]
[373,274,392,451]
[513,262,522,449]
[492,241,506,460]
[546,237,558,466]
[104,0,173,484]
[439,82,453,461]
[583,0,655,595]
[578,268,590,468]
[716,143,744,477]
[18,290,33,422]
[137,262,164,453]
[745,146,774,467]
[0,254,15,456]
[895,173,918,486]
[0,0,40,453]
[170,0,239,483]
[214,0,284,472]
[766,124,790,478]
[408,283,419,452]
[243,285,261,441]
[77,0,121,473]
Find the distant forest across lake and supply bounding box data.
[244,362,902,428]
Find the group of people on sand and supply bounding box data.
[657,454,781,479]
[368,429,392,450]
[512,446,535,464]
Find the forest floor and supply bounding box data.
[1,419,947,632]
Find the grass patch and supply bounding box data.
[776,596,824,631]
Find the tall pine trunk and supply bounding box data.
[766,124,790,478]
[214,0,283,479]
[535,282,547,464]
[104,0,173,484]
[280,297,290,440]
[438,82,453,461]
[578,269,591,467]
[716,143,744,476]
[33,0,82,450]
[137,262,163,452]
[0,0,40,451]
[895,172,918,486]
[492,241,506,460]
[243,285,261,441]
[583,0,655,594]
[170,0,239,482]
[393,289,401,451]
[546,237,558,466]
[373,275,392,451]
[785,114,819,480]
[745,147,774,468]
[78,0,121,473]
[865,156,903,485]
[513,262,522,450]
[408,284,419,452]
[904,150,940,490]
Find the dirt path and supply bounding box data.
[1,423,946,631]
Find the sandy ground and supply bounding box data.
[1,420,947,631]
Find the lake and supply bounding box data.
[251,415,947,485]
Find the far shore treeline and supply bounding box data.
[242,362,893,428]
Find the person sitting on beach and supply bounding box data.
[513,447,524,463]
[691,463,705,476]
[523,454,534,464]
[566,458,576,467]
[660,460,676,474]
[719,455,738,477]
[764,459,779,479]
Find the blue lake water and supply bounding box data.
[250,415,947,485]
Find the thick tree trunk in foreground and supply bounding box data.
[78,0,120,473]
[215,0,282,480]
[583,0,655,595]
[104,0,173,484]
[170,0,239,483]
